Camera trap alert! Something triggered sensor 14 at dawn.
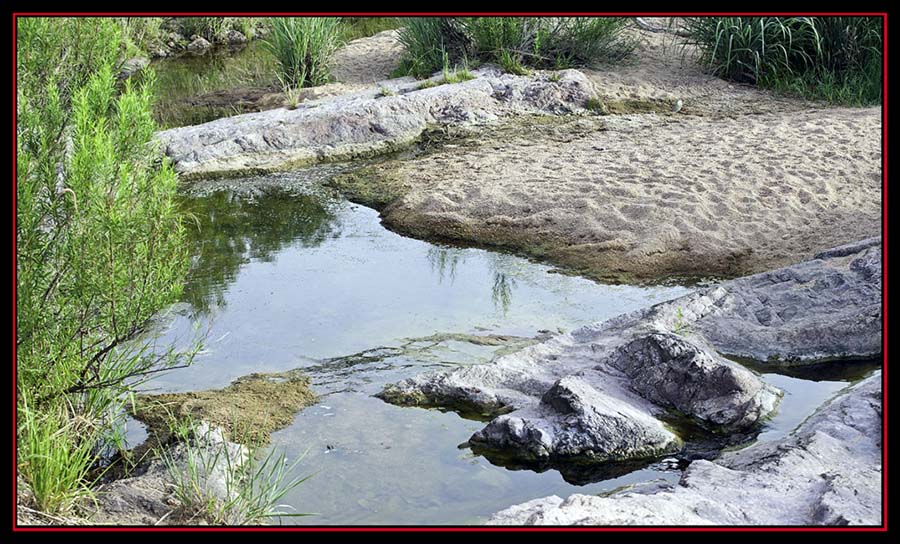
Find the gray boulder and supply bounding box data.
[695,237,883,364]
[216,29,247,45]
[118,57,150,80]
[489,371,883,525]
[471,377,682,461]
[186,36,212,55]
[380,239,881,465]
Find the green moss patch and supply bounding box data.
[132,369,317,446]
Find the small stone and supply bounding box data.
[186,37,211,55]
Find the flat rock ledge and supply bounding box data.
[489,370,883,525]
[378,238,881,465]
[87,423,249,525]
[157,67,594,179]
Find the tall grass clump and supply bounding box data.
[683,16,882,105]
[262,17,344,90]
[396,17,635,78]
[162,421,311,525]
[17,17,193,515]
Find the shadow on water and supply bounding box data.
[727,356,882,383]
[467,444,674,486]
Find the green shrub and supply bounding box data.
[17,17,192,514]
[177,17,229,41]
[162,421,311,524]
[396,17,635,78]
[262,17,344,89]
[683,16,882,105]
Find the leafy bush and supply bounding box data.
[177,17,229,41]
[683,16,882,105]
[396,17,636,78]
[17,17,192,513]
[262,17,344,89]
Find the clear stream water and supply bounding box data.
[130,169,878,525]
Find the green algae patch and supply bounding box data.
[327,166,411,210]
[604,98,675,115]
[132,369,317,446]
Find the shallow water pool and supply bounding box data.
[139,169,873,525]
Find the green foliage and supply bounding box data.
[177,17,229,41]
[262,17,344,90]
[683,16,883,105]
[119,17,165,57]
[16,397,96,515]
[17,17,192,514]
[396,17,635,78]
[395,18,469,79]
[175,17,261,42]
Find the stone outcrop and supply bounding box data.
[379,239,881,466]
[156,67,594,179]
[489,371,883,525]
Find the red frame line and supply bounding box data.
[10,10,888,533]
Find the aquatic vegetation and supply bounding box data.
[133,370,317,446]
[683,16,883,105]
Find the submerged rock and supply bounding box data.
[379,238,881,465]
[489,371,883,525]
[156,67,594,178]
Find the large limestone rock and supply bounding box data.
[489,371,883,525]
[695,237,883,364]
[380,238,881,465]
[156,67,594,178]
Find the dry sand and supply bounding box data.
[332,29,405,84]
[347,26,882,282]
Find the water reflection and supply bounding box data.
[426,247,465,285]
[180,186,339,316]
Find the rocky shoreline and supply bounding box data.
[489,370,882,525]
[377,237,882,524]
